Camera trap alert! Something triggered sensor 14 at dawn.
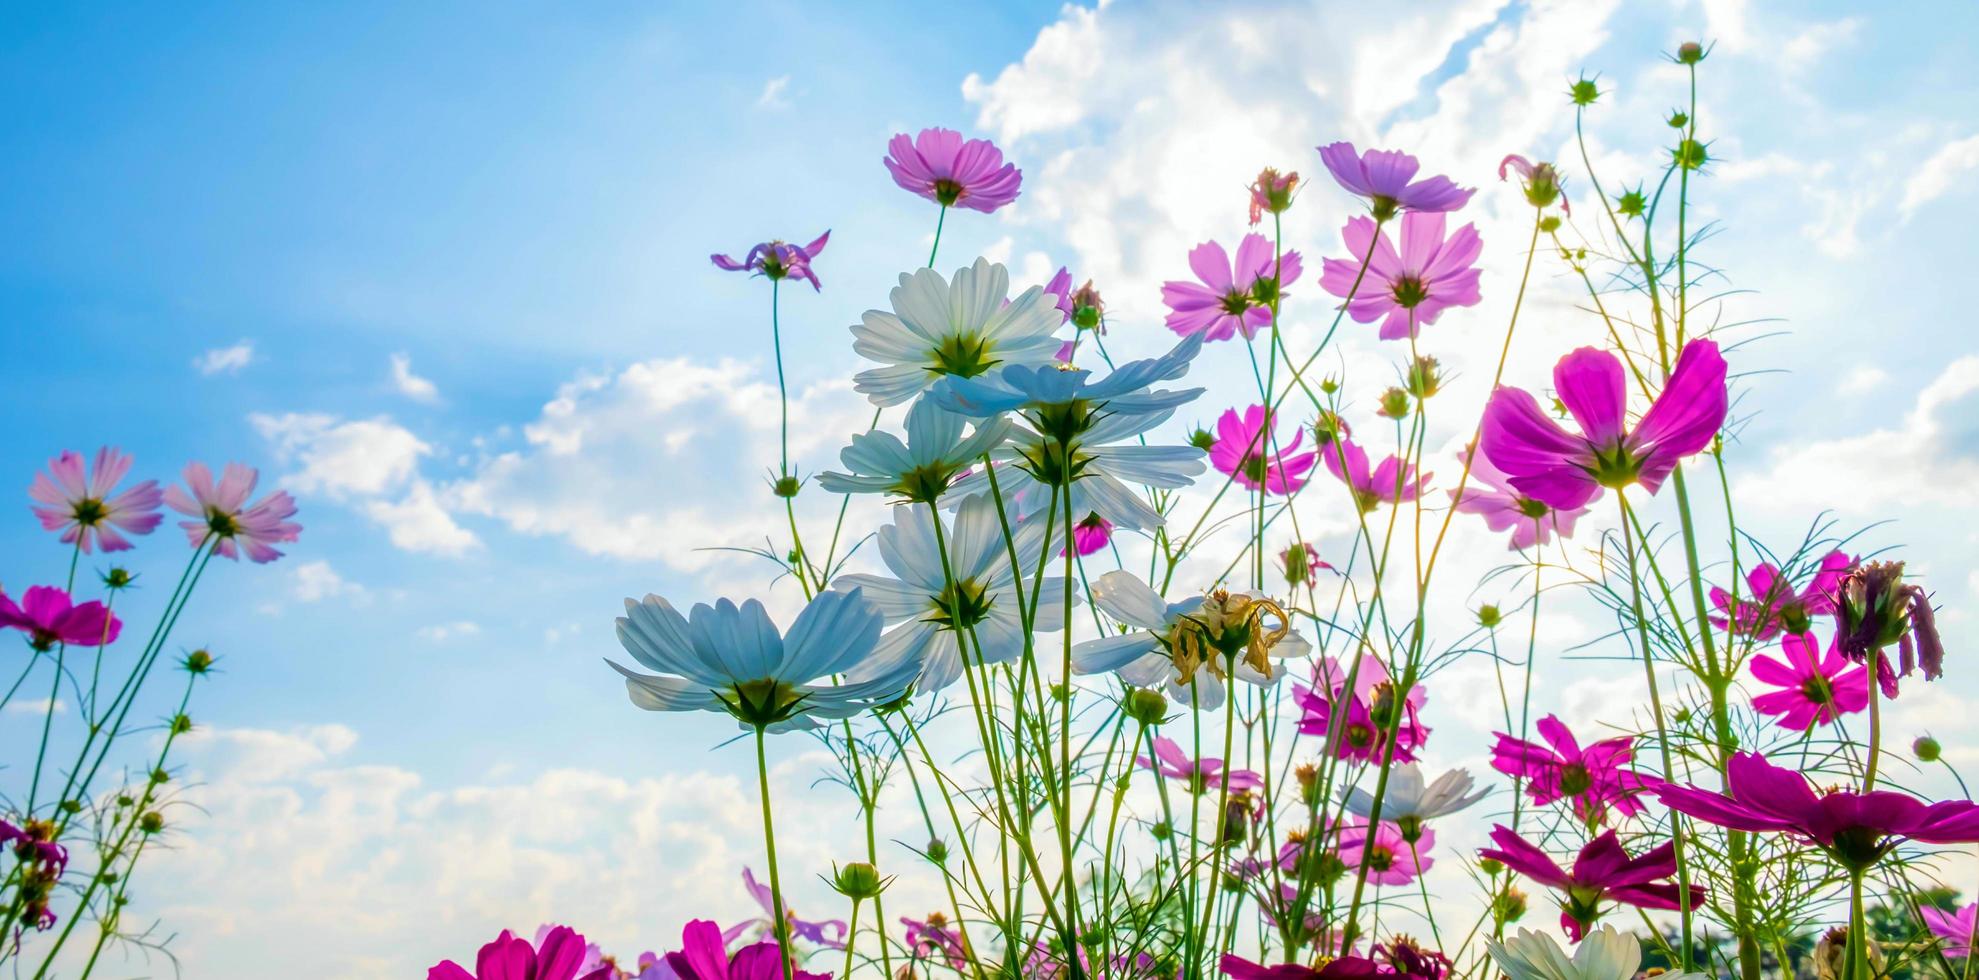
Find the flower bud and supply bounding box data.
[830,861,889,901]
[772,475,802,499]
[149,767,169,785]
[1539,215,1561,233]
[1248,167,1300,226]
[1070,281,1105,332]
[1478,856,1503,876]
[1492,886,1527,924]
[924,838,949,865]
[1569,76,1600,106]
[139,812,165,835]
[1049,682,1071,704]
[1674,139,1708,171]
[1405,356,1443,400]
[1281,542,1322,588]
[1476,605,1502,628]
[1295,763,1320,807]
[101,567,135,590]
[1151,821,1172,841]
[1377,387,1412,420]
[1124,688,1169,727]
[1667,111,1690,129]
[1311,411,1350,447]
[1676,41,1706,64]
[1914,735,1943,762]
[171,713,193,735]
[1616,188,1647,218]
[1319,378,1340,395]
[1189,427,1218,451]
[183,649,214,674]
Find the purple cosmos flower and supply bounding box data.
[28,447,163,554]
[1449,446,1588,550]
[1922,904,1979,959]
[736,867,846,949]
[1323,438,1428,513]
[663,920,827,980]
[1831,560,1943,691]
[883,127,1021,213]
[1316,143,1475,219]
[1064,512,1114,557]
[1280,541,1332,588]
[1337,818,1432,886]
[632,952,680,980]
[1710,550,1850,640]
[1479,339,1728,512]
[1249,167,1299,226]
[1222,953,1427,980]
[1479,825,1704,942]
[530,926,623,980]
[902,913,968,972]
[428,925,616,980]
[1658,751,1979,870]
[1498,154,1568,213]
[164,462,302,563]
[1296,655,1429,764]
[1160,233,1305,342]
[1490,715,1656,823]
[1,819,66,874]
[1749,630,1869,731]
[1212,405,1317,495]
[710,232,830,291]
[0,586,121,651]
[1137,735,1263,795]
[1319,213,1482,341]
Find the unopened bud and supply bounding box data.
[139,812,165,834]
[1477,605,1502,628]
[831,861,889,900]
[1569,76,1600,106]
[1914,735,1943,762]
[772,475,802,499]
[1676,41,1706,64]
[1674,139,1708,171]
[1405,356,1443,400]
[1189,428,1218,452]
[924,838,949,865]
[1124,688,1169,727]
[1377,387,1412,420]
[183,649,214,674]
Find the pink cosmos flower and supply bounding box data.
[1222,953,1426,980]
[1490,715,1655,823]
[1658,752,1979,870]
[1319,213,1482,341]
[1280,541,1332,588]
[1249,167,1299,226]
[1042,266,1075,323]
[1316,143,1475,219]
[1337,818,1432,886]
[1498,155,1568,213]
[28,447,163,554]
[1749,630,1868,731]
[1922,904,1979,959]
[1449,446,1588,550]
[429,925,616,980]
[1160,234,1305,342]
[163,462,302,563]
[1479,339,1728,511]
[735,867,846,949]
[1710,550,1850,640]
[530,926,621,979]
[1064,512,1114,557]
[883,127,1021,213]
[902,914,968,971]
[1211,405,1317,495]
[1,819,67,874]
[0,586,121,651]
[1832,560,1943,689]
[1323,438,1428,513]
[710,232,830,291]
[1478,825,1703,941]
[1137,735,1263,795]
[664,920,826,980]
[1296,655,1429,764]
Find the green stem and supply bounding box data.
[927,206,948,268]
[842,898,863,980]
[754,727,797,980]
[1619,494,1693,969]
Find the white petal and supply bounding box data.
[1089,569,1170,628]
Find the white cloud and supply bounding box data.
[194,340,255,376]
[390,352,442,404]
[1901,133,1979,219]
[4,698,65,716]
[253,413,431,499]
[364,480,481,556]
[1838,365,1888,395]
[292,560,363,603]
[416,620,481,641]
[755,75,791,110]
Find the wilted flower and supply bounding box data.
[0,586,121,651]
[1832,560,1943,690]
[710,232,831,291]
[883,127,1021,212]
[1748,630,1868,731]
[1066,512,1114,557]
[901,913,968,972]
[164,462,302,563]
[428,925,616,980]
[850,258,1063,406]
[1249,167,1300,225]
[1160,234,1305,342]
[1323,438,1429,513]
[1316,143,1475,220]
[1490,715,1655,822]
[1,819,66,874]
[1137,735,1263,794]
[1211,405,1317,495]
[1479,827,1704,942]
[1072,571,1310,710]
[1498,155,1568,212]
[1320,213,1482,341]
[29,447,163,553]
[1709,550,1851,640]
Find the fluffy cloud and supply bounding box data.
[194,340,255,376]
[291,560,363,603]
[364,479,481,556]
[390,352,442,404]
[415,620,481,641]
[756,75,792,110]
[1901,133,1979,219]
[253,412,480,555]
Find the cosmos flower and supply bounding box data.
[710,232,831,291]
[733,867,847,949]
[1221,953,1427,980]
[1212,405,1317,495]
[428,925,616,980]
[883,127,1022,213]
[1489,925,1708,980]
[902,914,969,971]
[1316,143,1475,219]
[662,920,827,980]
[1490,715,1655,822]
[1449,445,1588,550]
[28,447,163,553]
[1072,570,1310,710]
[1342,763,1489,840]
[608,588,916,733]
[1479,826,1704,941]
[1065,512,1114,557]
[1319,213,1482,341]
[1137,735,1263,794]
[1160,234,1305,342]
[530,925,618,980]
[1709,550,1850,640]
[1922,904,1979,959]
[1,819,66,874]
[829,495,1070,693]
[1337,818,1433,886]
[1498,155,1568,213]
[1657,752,1979,871]
[1748,630,1868,731]
[0,586,121,651]
[1479,339,1727,511]
[1279,541,1331,588]
[1249,167,1300,225]
[1296,654,1429,765]
[816,397,1010,503]
[1831,560,1944,692]
[850,258,1064,406]
[163,462,302,563]
[1323,438,1428,513]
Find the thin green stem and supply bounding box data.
[754,727,797,980]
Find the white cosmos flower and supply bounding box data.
[851,257,1064,407]
[1071,570,1310,710]
[1342,763,1490,823]
[1488,926,1709,980]
[831,495,1072,693]
[816,397,1010,502]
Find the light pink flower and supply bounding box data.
[163,462,302,563]
[1923,904,1979,959]
[883,127,1021,212]
[1322,438,1427,513]
[28,447,163,553]
[1160,234,1304,342]
[1211,405,1316,495]
[1336,819,1432,886]
[1316,143,1474,218]
[1137,735,1263,795]
[1319,213,1482,341]
[1448,446,1588,550]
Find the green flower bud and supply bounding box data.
[925,838,949,865]
[1477,604,1502,628]
[1151,821,1172,841]
[1189,427,1218,451]
[101,567,136,590]
[1914,735,1943,763]
[1405,356,1443,400]
[1676,41,1706,64]
[1674,139,1708,171]
[59,799,81,815]
[1479,856,1504,876]
[1377,387,1412,420]
[183,649,215,674]
[1616,188,1648,218]
[139,812,165,834]
[1667,110,1690,129]
[149,767,169,785]
[1124,688,1169,727]
[1569,76,1601,106]
[1493,886,1527,924]
[171,713,193,735]
[1539,215,1561,233]
[830,861,889,900]
[772,475,802,499]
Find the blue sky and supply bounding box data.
[6,1,1979,976]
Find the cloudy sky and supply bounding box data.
[5,0,1979,976]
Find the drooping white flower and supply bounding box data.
[851,258,1064,407]
[1071,570,1309,710]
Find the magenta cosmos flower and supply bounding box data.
[1749,630,1868,731]
[1064,512,1113,557]
[1138,735,1263,794]
[710,232,830,291]
[883,127,1021,213]
[1297,654,1429,764]
[1490,715,1655,822]
[1317,143,1475,219]
[1658,752,1979,870]
[1323,438,1428,513]
[1320,213,1482,341]
[163,462,302,563]
[1337,818,1432,886]
[1479,825,1703,941]
[29,447,163,554]
[1,819,67,874]
[735,867,846,949]
[1922,904,1979,959]
[1479,339,1727,511]
[1160,233,1304,342]
[664,920,827,980]
[0,586,121,651]
[1222,953,1436,980]
[1212,405,1317,495]
[1449,446,1589,550]
[429,925,615,980]
[902,913,968,971]
[1710,550,1850,640]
